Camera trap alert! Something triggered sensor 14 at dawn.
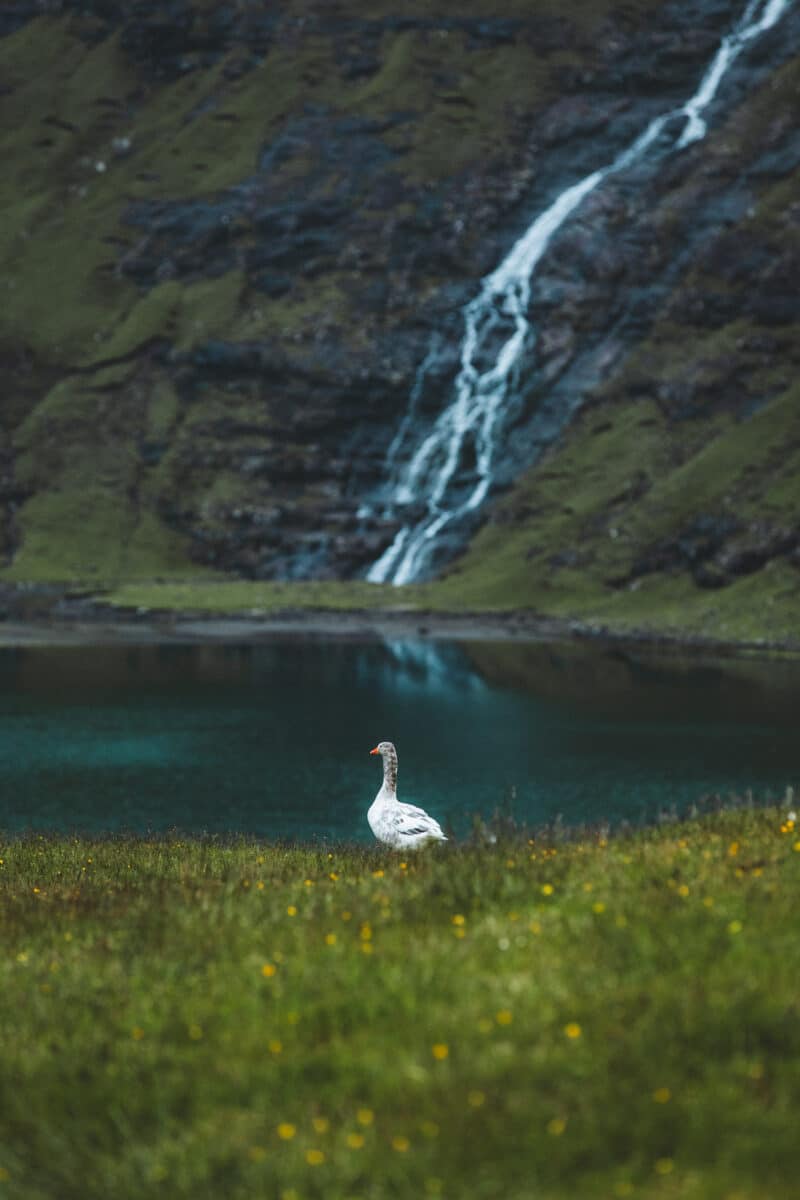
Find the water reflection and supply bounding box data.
[0,639,797,838]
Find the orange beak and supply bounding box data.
[369,746,380,755]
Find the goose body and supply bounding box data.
[368,741,447,850]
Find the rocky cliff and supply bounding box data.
[1,1,799,634]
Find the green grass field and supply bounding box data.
[1,806,798,1200]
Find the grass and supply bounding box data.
[101,578,429,613]
[1,806,799,1199]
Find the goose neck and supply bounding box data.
[381,748,398,794]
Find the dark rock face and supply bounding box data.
[1,0,799,590]
[612,517,799,591]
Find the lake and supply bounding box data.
[0,638,797,840]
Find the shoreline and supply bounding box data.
[1,601,799,658]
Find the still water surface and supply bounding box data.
[0,639,797,839]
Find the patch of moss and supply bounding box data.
[146,380,181,441]
[3,466,198,584]
[103,578,426,612]
[0,22,142,361]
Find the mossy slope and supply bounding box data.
[1,2,798,641]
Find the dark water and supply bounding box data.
[0,639,797,840]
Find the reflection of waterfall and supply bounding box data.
[380,639,486,694]
[367,0,792,586]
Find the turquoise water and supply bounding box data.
[0,640,797,839]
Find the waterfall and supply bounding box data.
[367,0,793,586]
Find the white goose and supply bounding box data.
[367,741,447,850]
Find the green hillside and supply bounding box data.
[1,2,798,642]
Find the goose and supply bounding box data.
[367,741,447,850]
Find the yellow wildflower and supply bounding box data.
[547,1117,567,1136]
[593,901,606,913]
[261,963,277,978]
[268,1039,283,1055]
[347,1132,365,1149]
[286,905,297,917]
[541,883,554,896]
[306,1149,325,1166]
[652,1087,671,1103]
[325,932,337,946]
[655,1157,674,1175]
[467,1090,486,1108]
[451,913,465,926]
[728,919,743,935]
[356,1108,374,1126]
[276,1122,296,1141]
[564,1022,582,1039]
[392,1135,410,1152]
[312,1117,329,1134]
[431,1043,449,1060]
[496,1010,513,1026]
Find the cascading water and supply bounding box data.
[367,0,793,586]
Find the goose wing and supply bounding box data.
[392,801,444,839]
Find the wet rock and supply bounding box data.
[189,341,284,376]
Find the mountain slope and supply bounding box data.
[1,0,798,639]
[438,45,800,641]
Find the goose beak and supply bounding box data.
[369,746,380,755]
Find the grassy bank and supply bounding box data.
[93,574,800,652]
[1,807,799,1199]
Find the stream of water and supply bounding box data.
[367,0,793,584]
[0,640,796,840]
